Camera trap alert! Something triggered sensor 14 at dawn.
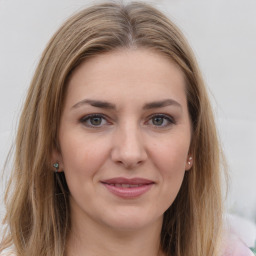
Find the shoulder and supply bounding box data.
[222,214,256,256]
[222,232,255,256]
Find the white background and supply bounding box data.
[0,0,255,225]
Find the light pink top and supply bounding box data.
[222,233,254,256]
[0,234,254,256]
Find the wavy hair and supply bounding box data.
[1,1,224,255]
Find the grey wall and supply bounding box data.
[1,0,255,223]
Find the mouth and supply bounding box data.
[101,177,155,199]
[105,184,146,188]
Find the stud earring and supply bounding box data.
[53,162,59,173]
[188,156,192,165]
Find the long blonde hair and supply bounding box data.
[1,1,224,255]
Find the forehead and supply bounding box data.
[65,48,187,107]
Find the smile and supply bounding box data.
[101,177,155,199]
[107,184,144,188]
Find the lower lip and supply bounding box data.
[102,183,153,199]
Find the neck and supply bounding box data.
[66,206,164,256]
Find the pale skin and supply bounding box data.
[53,48,193,256]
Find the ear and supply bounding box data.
[51,148,64,173]
[185,156,193,171]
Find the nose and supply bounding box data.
[111,124,148,169]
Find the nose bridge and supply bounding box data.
[111,120,147,168]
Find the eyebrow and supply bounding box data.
[71,99,182,110]
[142,99,182,110]
[72,99,116,109]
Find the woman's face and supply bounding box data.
[56,48,192,231]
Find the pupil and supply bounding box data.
[153,117,163,126]
[91,117,102,125]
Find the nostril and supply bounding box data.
[110,133,148,168]
[114,157,145,169]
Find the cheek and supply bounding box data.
[150,137,189,204]
[152,137,189,175]
[60,132,110,183]
[159,145,186,192]
[60,136,110,208]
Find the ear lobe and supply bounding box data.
[185,156,193,171]
[51,148,64,172]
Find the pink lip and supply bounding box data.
[101,177,154,199]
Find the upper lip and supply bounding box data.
[101,177,155,185]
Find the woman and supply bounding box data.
[0,1,254,256]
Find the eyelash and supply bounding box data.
[80,114,110,128]
[146,114,176,128]
[79,113,176,128]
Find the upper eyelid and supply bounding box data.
[148,113,172,118]
[147,113,175,122]
[80,113,109,121]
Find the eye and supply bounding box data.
[80,114,109,128]
[147,114,175,128]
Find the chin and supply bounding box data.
[100,207,162,232]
